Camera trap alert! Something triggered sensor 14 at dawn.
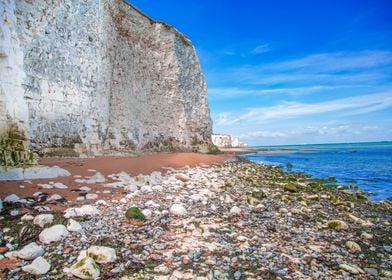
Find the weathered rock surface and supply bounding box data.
[87,246,117,264]
[39,224,69,244]
[175,173,191,182]
[339,263,361,274]
[22,256,50,275]
[0,0,211,157]
[67,219,83,233]
[170,203,187,216]
[4,194,19,203]
[64,205,99,218]
[33,214,54,228]
[17,242,44,260]
[69,257,100,279]
[346,240,362,253]
[327,219,349,230]
[0,165,70,180]
[230,206,242,215]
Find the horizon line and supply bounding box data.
[249,140,392,148]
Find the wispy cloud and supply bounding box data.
[251,43,270,54]
[241,130,287,138]
[215,113,231,125]
[266,50,392,72]
[239,123,381,140]
[230,71,390,86]
[209,50,392,145]
[215,91,392,125]
[209,85,349,97]
[218,49,236,56]
[208,50,392,87]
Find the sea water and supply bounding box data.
[241,142,392,201]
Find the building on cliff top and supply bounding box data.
[0,0,212,164]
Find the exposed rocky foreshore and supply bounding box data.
[0,159,391,279]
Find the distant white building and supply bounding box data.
[211,134,247,148]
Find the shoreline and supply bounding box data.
[0,154,391,278]
[239,145,392,203]
[219,147,258,155]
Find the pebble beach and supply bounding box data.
[0,155,391,279]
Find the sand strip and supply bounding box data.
[0,153,232,207]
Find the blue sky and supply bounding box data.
[130,0,392,145]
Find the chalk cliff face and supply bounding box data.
[212,134,246,148]
[0,0,212,159]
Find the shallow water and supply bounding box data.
[242,142,392,201]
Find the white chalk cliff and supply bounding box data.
[0,0,212,161]
[212,134,247,148]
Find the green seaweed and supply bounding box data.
[207,144,221,155]
[75,258,87,268]
[125,207,145,221]
[44,147,79,157]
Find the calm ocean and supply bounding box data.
[241,141,392,202]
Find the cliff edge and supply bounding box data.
[0,0,212,163]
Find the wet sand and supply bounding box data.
[219,147,256,155]
[0,153,232,209]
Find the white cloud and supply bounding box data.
[229,68,390,86]
[251,43,270,54]
[299,124,351,136]
[209,50,392,145]
[219,50,236,56]
[215,91,392,125]
[266,51,392,72]
[208,50,392,87]
[209,85,344,97]
[215,112,231,125]
[241,130,287,138]
[238,123,384,145]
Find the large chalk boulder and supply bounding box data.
[22,256,50,275]
[39,225,69,244]
[17,242,44,260]
[87,245,117,264]
[33,214,54,228]
[70,257,100,279]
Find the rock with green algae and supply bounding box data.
[355,191,368,200]
[125,207,145,221]
[283,184,298,193]
[327,219,349,230]
[87,245,117,264]
[251,190,267,200]
[380,270,392,277]
[69,257,100,279]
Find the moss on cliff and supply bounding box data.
[43,147,79,157]
[0,131,38,167]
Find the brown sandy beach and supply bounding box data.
[0,153,232,209]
